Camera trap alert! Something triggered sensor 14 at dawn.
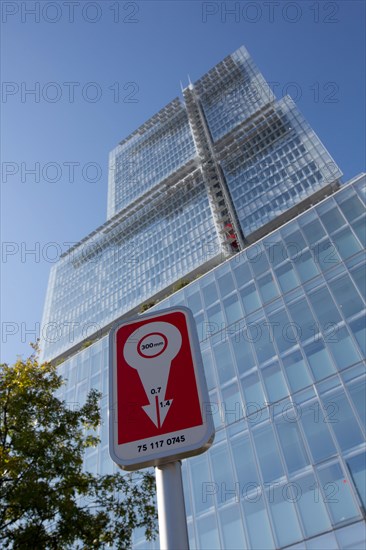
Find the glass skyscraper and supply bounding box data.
[41,46,342,363]
[41,47,365,549]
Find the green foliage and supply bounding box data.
[80,340,93,350]
[139,302,156,313]
[172,279,190,292]
[0,351,157,549]
[138,279,192,315]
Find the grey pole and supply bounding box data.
[155,461,190,550]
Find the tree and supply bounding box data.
[0,347,157,549]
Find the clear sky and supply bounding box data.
[1,0,365,364]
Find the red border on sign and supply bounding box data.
[116,311,203,444]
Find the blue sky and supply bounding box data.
[1,0,365,363]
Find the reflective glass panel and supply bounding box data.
[219,506,247,550]
[201,280,218,307]
[347,378,366,430]
[257,273,279,303]
[249,247,269,277]
[335,520,366,549]
[301,217,326,245]
[210,445,236,506]
[350,264,366,300]
[321,391,364,451]
[241,372,266,412]
[201,349,216,391]
[349,316,366,355]
[221,383,242,426]
[306,531,338,550]
[315,239,341,272]
[262,362,289,402]
[197,514,221,549]
[207,302,225,328]
[240,283,261,314]
[230,333,256,375]
[346,452,366,509]
[333,227,363,260]
[308,286,341,328]
[182,465,192,517]
[282,351,312,392]
[231,434,260,488]
[267,484,303,547]
[304,339,337,381]
[352,217,366,247]
[275,419,309,474]
[321,206,346,233]
[252,423,284,483]
[268,308,297,354]
[213,342,236,385]
[190,455,212,514]
[287,298,317,343]
[217,270,235,296]
[317,462,360,524]
[242,497,275,550]
[223,294,244,325]
[275,262,299,293]
[338,194,365,222]
[329,274,364,318]
[186,290,202,314]
[300,402,337,463]
[255,322,276,363]
[327,326,362,370]
[295,473,332,537]
[293,249,320,282]
[232,261,252,289]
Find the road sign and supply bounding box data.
[109,306,215,470]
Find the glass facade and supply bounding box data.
[41,45,343,362]
[107,99,197,218]
[184,45,342,243]
[220,96,341,236]
[195,46,275,142]
[40,46,364,548]
[55,177,366,549]
[41,171,221,360]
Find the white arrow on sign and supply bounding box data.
[123,322,182,428]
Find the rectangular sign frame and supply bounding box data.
[109,306,215,470]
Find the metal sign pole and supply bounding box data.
[155,461,190,550]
